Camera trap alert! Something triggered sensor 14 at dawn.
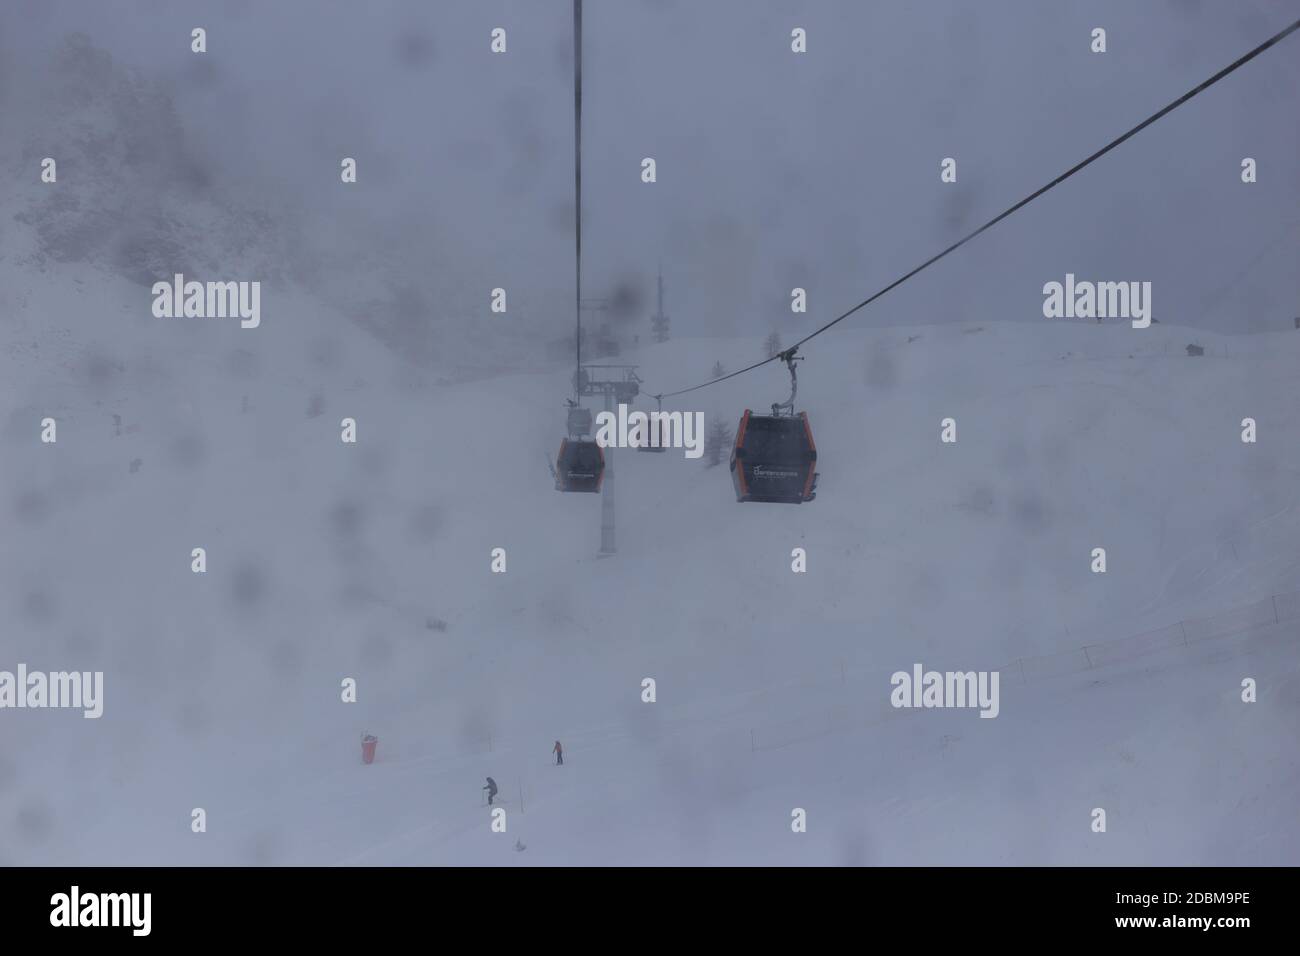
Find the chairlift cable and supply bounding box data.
[650,17,1300,402]
[573,0,584,398]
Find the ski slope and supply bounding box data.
[2,254,1298,865]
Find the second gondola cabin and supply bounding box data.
[729,410,818,503]
[556,438,605,493]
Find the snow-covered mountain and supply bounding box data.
[0,31,553,380]
[2,226,1296,862]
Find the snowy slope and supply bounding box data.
[1,246,1298,864]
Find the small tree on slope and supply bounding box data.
[704,416,734,468]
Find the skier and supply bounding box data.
[553,740,563,766]
[483,776,498,806]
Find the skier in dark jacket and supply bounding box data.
[483,776,498,806]
[553,740,563,766]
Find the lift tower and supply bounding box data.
[575,364,640,554]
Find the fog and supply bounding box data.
[3,0,1295,371]
[1,1,1297,868]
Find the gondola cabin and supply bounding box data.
[730,410,818,503]
[556,438,605,493]
[566,405,593,436]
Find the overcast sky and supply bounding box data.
[3,0,1297,352]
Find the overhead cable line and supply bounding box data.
[652,17,1300,401]
[573,0,584,396]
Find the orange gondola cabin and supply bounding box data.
[556,438,605,493]
[730,410,818,503]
